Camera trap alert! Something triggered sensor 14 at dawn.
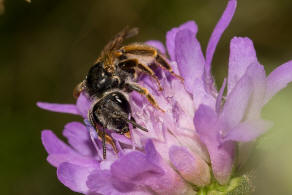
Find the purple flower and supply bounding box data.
[38,0,292,194]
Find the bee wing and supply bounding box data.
[97,27,139,73]
[101,26,139,57]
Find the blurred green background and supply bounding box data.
[0,0,292,194]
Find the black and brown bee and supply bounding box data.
[73,27,183,159]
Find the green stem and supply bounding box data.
[197,188,207,195]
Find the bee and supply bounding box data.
[74,27,182,159]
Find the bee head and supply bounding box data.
[89,91,148,134]
[85,62,119,97]
[90,91,131,133]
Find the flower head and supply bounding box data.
[38,0,292,194]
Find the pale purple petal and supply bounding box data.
[76,93,91,118]
[145,40,166,54]
[63,122,95,156]
[166,21,198,61]
[228,37,258,94]
[110,150,165,193]
[194,105,218,141]
[37,102,79,115]
[111,133,132,145]
[169,145,210,186]
[265,60,292,103]
[41,130,72,154]
[110,140,189,194]
[110,151,164,183]
[220,75,253,131]
[216,78,227,113]
[144,139,161,164]
[222,119,273,142]
[42,130,99,168]
[130,91,144,107]
[87,170,116,195]
[211,141,235,185]
[194,104,235,184]
[206,0,237,73]
[87,170,149,195]
[244,63,266,120]
[57,162,94,194]
[47,153,99,168]
[175,29,205,94]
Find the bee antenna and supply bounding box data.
[107,109,148,132]
[128,119,148,132]
[119,115,148,132]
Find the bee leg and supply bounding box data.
[120,44,158,56]
[155,53,184,82]
[96,127,118,159]
[101,129,106,159]
[136,62,163,91]
[120,44,183,82]
[119,58,163,91]
[125,82,165,112]
[105,134,118,154]
[73,80,86,99]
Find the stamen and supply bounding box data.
[84,119,103,161]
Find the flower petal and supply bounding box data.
[76,93,91,118]
[42,130,99,168]
[145,40,166,54]
[227,37,258,94]
[204,0,237,96]
[222,119,273,142]
[220,75,253,131]
[87,170,149,195]
[169,145,210,186]
[216,78,227,113]
[244,63,266,120]
[194,105,218,141]
[110,151,166,193]
[41,130,72,154]
[265,60,292,103]
[111,140,189,194]
[166,21,198,61]
[174,29,214,107]
[57,162,94,194]
[111,133,132,145]
[110,151,164,183]
[47,153,99,167]
[63,122,96,156]
[144,139,161,163]
[86,170,114,194]
[47,153,99,168]
[206,0,237,73]
[194,104,235,184]
[37,102,79,115]
[175,29,205,91]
